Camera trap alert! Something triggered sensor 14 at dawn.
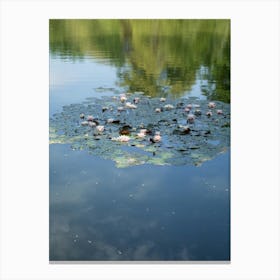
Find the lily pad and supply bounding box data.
[50,93,230,168]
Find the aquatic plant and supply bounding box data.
[50,93,230,168]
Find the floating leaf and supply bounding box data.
[50,93,230,168]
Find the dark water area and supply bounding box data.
[50,144,230,261]
[49,19,230,261]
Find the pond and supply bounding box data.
[49,19,230,261]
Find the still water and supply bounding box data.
[49,19,230,261]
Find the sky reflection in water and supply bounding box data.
[50,144,230,261]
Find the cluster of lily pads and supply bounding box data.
[50,92,230,168]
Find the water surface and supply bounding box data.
[49,19,230,261]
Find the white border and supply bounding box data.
[0,0,279,279]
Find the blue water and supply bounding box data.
[50,142,230,261]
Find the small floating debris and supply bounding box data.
[119,125,132,135]
[87,240,93,244]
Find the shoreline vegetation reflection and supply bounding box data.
[50,19,230,102]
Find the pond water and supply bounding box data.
[49,19,230,261]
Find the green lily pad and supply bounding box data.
[50,93,230,168]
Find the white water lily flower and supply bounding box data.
[88,121,97,127]
[125,102,137,109]
[160,97,166,102]
[137,129,147,138]
[81,121,89,126]
[112,135,130,142]
[96,125,104,132]
[117,106,125,112]
[107,118,114,123]
[164,104,174,110]
[120,93,127,103]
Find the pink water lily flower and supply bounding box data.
[187,114,195,123]
[96,125,104,132]
[153,131,161,142]
[208,102,216,108]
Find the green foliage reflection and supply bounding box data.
[50,19,230,102]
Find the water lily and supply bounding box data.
[81,121,89,126]
[112,135,130,142]
[96,125,104,132]
[87,115,94,121]
[137,129,147,138]
[117,106,125,112]
[80,113,85,119]
[160,97,166,102]
[216,109,223,115]
[187,114,195,123]
[152,131,161,142]
[107,118,114,123]
[208,102,216,108]
[120,93,127,103]
[206,111,213,117]
[88,121,97,127]
[164,104,174,110]
[155,108,161,113]
[125,102,137,109]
